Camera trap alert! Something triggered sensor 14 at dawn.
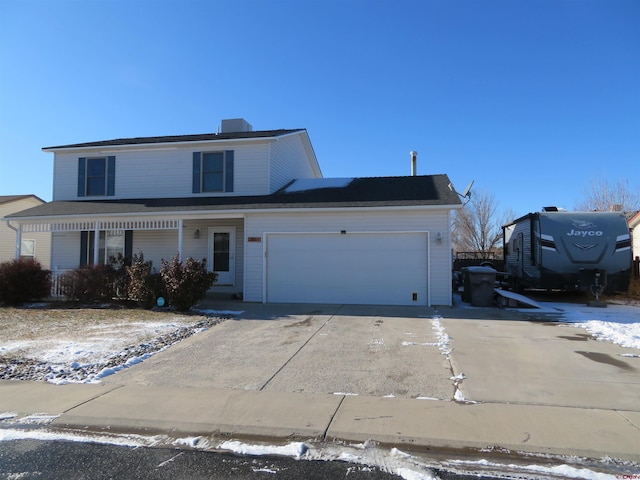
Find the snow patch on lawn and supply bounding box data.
[553,302,640,350]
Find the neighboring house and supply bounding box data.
[629,210,640,261]
[0,195,51,268]
[4,119,462,306]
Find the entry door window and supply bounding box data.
[214,232,230,272]
[208,227,235,285]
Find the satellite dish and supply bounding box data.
[449,179,474,205]
[461,180,474,199]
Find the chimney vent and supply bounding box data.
[410,151,418,176]
[220,118,253,133]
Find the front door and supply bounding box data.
[208,227,235,285]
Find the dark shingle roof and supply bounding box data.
[42,129,305,150]
[5,175,461,220]
[0,195,45,205]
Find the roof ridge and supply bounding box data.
[43,128,306,150]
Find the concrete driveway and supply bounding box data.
[106,304,455,400]
[105,302,640,412]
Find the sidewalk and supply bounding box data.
[1,380,639,462]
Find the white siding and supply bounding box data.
[269,134,320,192]
[1,197,51,268]
[52,142,272,200]
[632,222,640,261]
[131,230,180,268]
[244,209,453,305]
[51,232,81,271]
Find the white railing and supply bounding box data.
[50,269,72,298]
[22,218,181,233]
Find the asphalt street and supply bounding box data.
[0,440,504,480]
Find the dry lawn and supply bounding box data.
[0,304,209,361]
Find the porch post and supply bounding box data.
[177,219,183,260]
[93,221,100,265]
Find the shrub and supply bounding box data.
[0,258,51,306]
[59,264,119,303]
[126,253,164,308]
[160,253,217,311]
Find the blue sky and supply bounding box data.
[1,0,638,219]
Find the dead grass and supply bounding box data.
[0,303,208,360]
[602,276,640,305]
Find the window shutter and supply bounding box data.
[192,152,201,193]
[124,230,133,263]
[225,150,234,192]
[107,156,116,196]
[77,158,86,197]
[80,231,88,266]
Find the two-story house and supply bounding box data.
[4,119,462,306]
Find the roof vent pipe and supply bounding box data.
[410,151,418,176]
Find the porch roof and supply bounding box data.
[5,174,461,221]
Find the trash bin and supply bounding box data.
[467,266,496,307]
[460,267,471,303]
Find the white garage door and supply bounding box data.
[265,232,428,305]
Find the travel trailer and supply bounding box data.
[502,208,631,293]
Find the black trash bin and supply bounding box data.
[460,267,471,303]
[467,266,496,307]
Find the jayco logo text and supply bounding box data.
[567,229,603,237]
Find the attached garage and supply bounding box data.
[265,232,429,306]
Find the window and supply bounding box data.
[80,230,132,266]
[78,156,115,197]
[20,239,35,259]
[86,158,106,195]
[192,151,234,193]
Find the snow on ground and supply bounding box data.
[1,301,636,479]
[0,428,624,479]
[456,292,640,351]
[551,302,640,350]
[0,307,239,384]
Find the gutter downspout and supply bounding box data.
[5,220,22,260]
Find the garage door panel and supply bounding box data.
[266,233,428,305]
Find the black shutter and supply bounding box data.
[77,158,86,197]
[80,231,88,266]
[192,152,201,193]
[107,156,116,196]
[124,230,133,264]
[225,150,234,192]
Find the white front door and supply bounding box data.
[208,227,235,285]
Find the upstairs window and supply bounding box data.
[192,151,234,193]
[78,156,115,197]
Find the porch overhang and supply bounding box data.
[3,213,245,262]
